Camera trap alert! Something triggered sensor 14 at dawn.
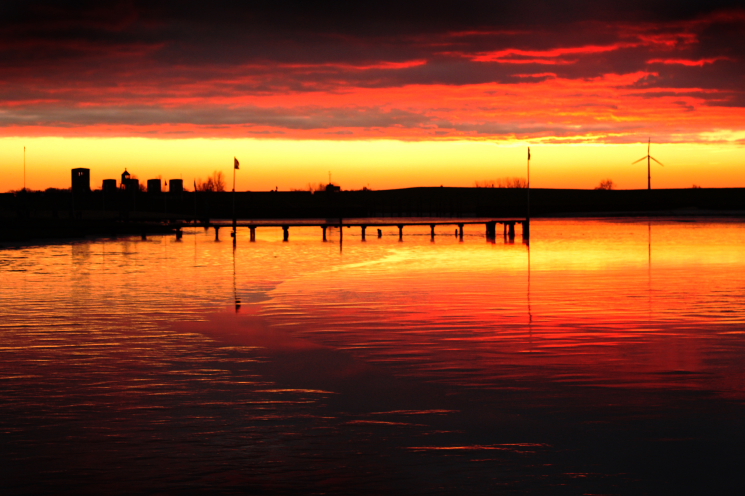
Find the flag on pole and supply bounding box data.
[234,157,240,170]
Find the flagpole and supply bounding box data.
[526,147,531,241]
[232,158,237,239]
[527,146,531,220]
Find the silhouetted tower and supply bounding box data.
[169,179,183,193]
[121,169,131,189]
[147,179,162,193]
[71,168,91,193]
[102,179,117,193]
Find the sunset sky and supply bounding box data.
[1,1,744,191]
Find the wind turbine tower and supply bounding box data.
[632,138,664,190]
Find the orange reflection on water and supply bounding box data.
[2,219,745,398]
[2,218,745,494]
[256,219,745,395]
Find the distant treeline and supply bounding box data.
[2,187,744,223]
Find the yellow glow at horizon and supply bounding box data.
[1,137,744,192]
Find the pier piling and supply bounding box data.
[430,224,436,241]
[485,221,497,240]
[214,226,220,241]
[398,225,404,241]
[322,226,327,242]
[458,223,464,241]
[282,225,289,242]
[361,225,367,241]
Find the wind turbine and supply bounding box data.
[632,138,664,190]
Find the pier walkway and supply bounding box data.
[166,218,530,242]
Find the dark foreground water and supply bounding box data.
[1,219,745,495]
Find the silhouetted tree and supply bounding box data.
[196,171,226,192]
[474,177,527,188]
[307,182,326,192]
[595,179,614,190]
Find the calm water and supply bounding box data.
[2,219,745,495]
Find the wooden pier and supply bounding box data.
[169,219,529,243]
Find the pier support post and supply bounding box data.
[249,226,256,242]
[282,225,289,242]
[398,224,404,241]
[458,223,464,241]
[485,221,497,240]
[175,229,182,241]
[361,225,367,241]
[508,222,515,239]
[214,226,220,241]
[430,224,436,242]
[141,231,147,241]
[377,228,382,238]
[322,225,327,242]
[503,223,507,237]
[522,220,530,240]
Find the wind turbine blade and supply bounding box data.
[650,156,664,166]
[632,157,647,164]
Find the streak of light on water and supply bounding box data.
[1,218,745,495]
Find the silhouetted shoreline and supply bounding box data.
[2,187,744,244]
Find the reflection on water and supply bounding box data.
[1,219,745,495]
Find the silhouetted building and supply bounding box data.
[71,168,90,193]
[325,183,341,193]
[147,179,161,193]
[102,179,117,193]
[169,179,183,193]
[120,169,140,192]
[121,169,130,189]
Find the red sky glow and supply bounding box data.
[1,1,744,191]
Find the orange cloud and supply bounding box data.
[0,2,743,147]
[471,43,633,62]
[646,57,732,67]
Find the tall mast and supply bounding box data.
[232,158,237,241]
[527,147,531,222]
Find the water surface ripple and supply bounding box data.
[1,219,744,495]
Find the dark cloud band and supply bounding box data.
[0,1,743,139]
